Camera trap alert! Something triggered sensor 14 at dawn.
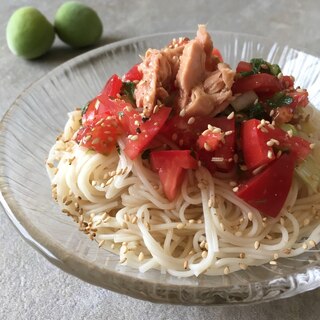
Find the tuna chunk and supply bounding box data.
[135,38,188,117]
[183,63,235,116]
[134,25,235,118]
[196,24,214,70]
[175,40,206,107]
[135,49,172,117]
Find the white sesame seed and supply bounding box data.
[201,250,208,258]
[267,150,273,159]
[303,218,310,226]
[183,260,188,269]
[239,252,245,259]
[187,117,195,125]
[179,109,186,117]
[204,142,212,151]
[138,252,145,261]
[254,241,260,250]
[310,143,315,149]
[211,157,224,162]
[287,129,293,138]
[269,260,277,265]
[309,240,316,248]
[227,112,235,120]
[232,186,239,192]
[302,242,308,250]
[134,120,140,126]
[224,266,230,275]
[177,222,185,230]
[225,130,233,136]
[273,253,279,260]
[212,128,222,134]
[129,135,138,141]
[248,212,253,221]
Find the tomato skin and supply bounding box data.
[232,73,282,95]
[161,116,236,172]
[279,75,294,89]
[124,107,172,160]
[212,48,224,63]
[236,61,252,73]
[197,132,223,151]
[101,74,123,98]
[150,150,198,201]
[123,64,143,82]
[82,74,123,127]
[236,153,296,217]
[241,119,311,170]
[75,114,120,154]
[241,119,275,170]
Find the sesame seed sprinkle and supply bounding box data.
[269,260,277,265]
[129,135,138,141]
[254,241,260,250]
[227,112,235,120]
[179,109,186,117]
[138,252,145,261]
[187,117,195,125]
[201,251,208,258]
[224,266,230,275]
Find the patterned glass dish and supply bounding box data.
[1,31,320,305]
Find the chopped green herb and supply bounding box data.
[121,81,136,106]
[250,58,266,74]
[269,64,281,76]
[240,58,282,77]
[266,92,293,109]
[116,144,121,155]
[247,102,266,120]
[81,101,90,115]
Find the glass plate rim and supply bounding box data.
[1,30,320,305]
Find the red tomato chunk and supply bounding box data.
[236,153,296,217]
[150,150,198,201]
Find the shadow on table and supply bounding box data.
[29,35,124,66]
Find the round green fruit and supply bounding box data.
[54,2,103,48]
[6,7,55,59]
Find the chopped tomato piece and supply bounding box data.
[82,75,123,126]
[241,119,311,170]
[75,114,120,154]
[236,61,252,73]
[197,117,236,172]
[161,116,236,172]
[279,75,294,89]
[197,131,223,151]
[212,48,224,63]
[123,64,143,82]
[241,119,275,170]
[232,73,282,95]
[101,74,123,98]
[124,107,172,159]
[236,153,296,217]
[287,90,309,108]
[150,150,198,201]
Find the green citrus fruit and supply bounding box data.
[6,7,55,59]
[54,2,103,48]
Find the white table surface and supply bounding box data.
[1,0,320,319]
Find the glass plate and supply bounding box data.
[1,31,320,305]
